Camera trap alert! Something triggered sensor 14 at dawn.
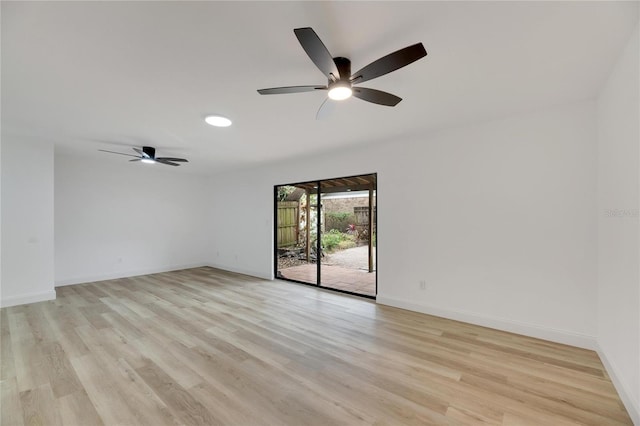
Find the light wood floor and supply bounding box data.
[0,267,632,425]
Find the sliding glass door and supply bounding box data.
[274,174,376,298]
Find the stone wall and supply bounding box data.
[323,196,372,214]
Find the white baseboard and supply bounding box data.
[206,263,272,281]
[1,290,56,308]
[55,263,272,288]
[376,295,597,350]
[596,345,640,425]
[54,262,210,287]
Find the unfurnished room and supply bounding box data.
[1,1,639,425]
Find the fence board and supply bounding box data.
[277,201,299,247]
[354,206,376,240]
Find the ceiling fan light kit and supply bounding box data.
[328,80,352,101]
[257,27,427,117]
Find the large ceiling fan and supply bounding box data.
[98,146,188,166]
[258,27,427,118]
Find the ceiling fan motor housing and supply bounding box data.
[142,146,156,159]
[331,57,351,86]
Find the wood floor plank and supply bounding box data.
[8,311,50,393]
[69,354,138,425]
[23,304,57,345]
[127,334,205,389]
[109,357,181,425]
[1,308,17,380]
[39,304,91,359]
[135,360,220,425]
[187,381,280,426]
[40,342,83,399]
[1,377,25,426]
[57,389,104,426]
[0,266,633,425]
[77,304,113,329]
[19,384,62,426]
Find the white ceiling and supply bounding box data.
[3,1,638,175]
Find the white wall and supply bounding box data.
[0,137,55,307]
[54,152,210,285]
[208,101,598,349]
[596,23,640,423]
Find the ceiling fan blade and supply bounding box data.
[294,27,340,79]
[156,157,188,162]
[156,159,180,166]
[351,43,427,85]
[98,149,140,158]
[315,97,336,120]
[352,87,402,106]
[129,158,141,162]
[258,85,327,95]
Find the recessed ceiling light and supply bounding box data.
[205,115,232,127]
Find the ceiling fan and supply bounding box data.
[257,27,427,118]
[98,146,188,166]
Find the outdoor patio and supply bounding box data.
[279,263,376,296]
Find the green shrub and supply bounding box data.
[321,229,356,253]
[325,212,355,233]
[337,240,357,250]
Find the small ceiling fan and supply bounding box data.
[258,27,427,118]
[98,146,188,166]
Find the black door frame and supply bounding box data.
[273,173,377,299]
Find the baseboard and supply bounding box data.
[206,263,272,281]
[376,295,598,350]
[0,290,56,308]
[54,262,210,287]
[55,263,272,288]
[597,345,640,425]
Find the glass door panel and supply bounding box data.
[319,175,376,297]
[275,183,318,285]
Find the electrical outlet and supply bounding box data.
[419,280,426,290]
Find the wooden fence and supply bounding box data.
[277,201,299,247]
[354,206,376,240]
